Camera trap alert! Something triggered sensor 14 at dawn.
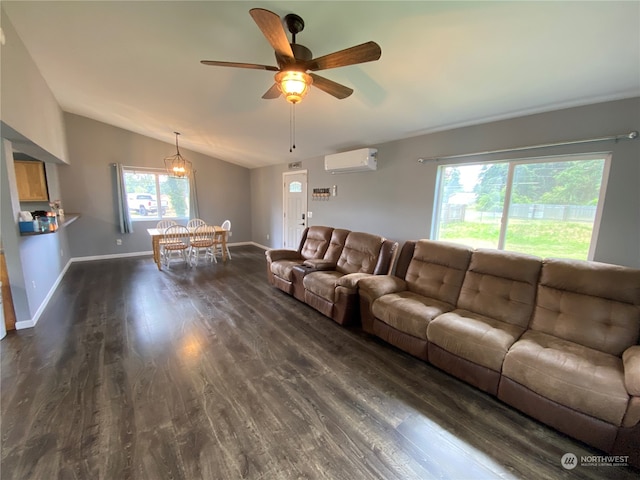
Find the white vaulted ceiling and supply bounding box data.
[3,1,639,168]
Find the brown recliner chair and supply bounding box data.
[427,248,542,395]
[290,228,350,302]
[301,231,398,326]
[498,258,640,467]
[265,226,334,295]
[358,240,473,360]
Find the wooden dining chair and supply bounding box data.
[187,218,206,229]
[156,220,177,263]
[189,225,217,266]
[156,219,177,230]
[218,219,232,260]
[161,225,190,268]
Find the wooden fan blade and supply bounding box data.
[200,60,279,71]
[262,83,281,99]
[309,73,353,99]
[249,8,294,62]
[303,41,381,71]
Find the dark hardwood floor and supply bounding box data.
[1,246,637,479]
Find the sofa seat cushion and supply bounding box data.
[502,330,629,426]
[270,259,304,281]
[372,292,453,340]
[427,309,525,372]
[303,271,344,303]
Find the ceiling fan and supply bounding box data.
[201,8,382,104]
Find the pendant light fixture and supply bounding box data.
[164,132,192,178]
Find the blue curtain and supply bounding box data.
[188,170,200,220]
[115,163,132,233]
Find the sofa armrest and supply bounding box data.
[337,272,374,290]
[303,259,337,270]
[266,249,302,263]
[623,345,640,396]
[358,275,408,301]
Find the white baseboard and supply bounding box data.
[71,250,154,262]
[15,257,73,330]
[250,242,269,250]
[15,320,36,329]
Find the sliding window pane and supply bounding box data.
[159,174,190,219]
[504,158,605,259]
[124,172,161,218]
[435,163,507,249]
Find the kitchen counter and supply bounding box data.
[19,214,80,236]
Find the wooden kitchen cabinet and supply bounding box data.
[15,160,49,202]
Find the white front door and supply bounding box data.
[283,171,308,249]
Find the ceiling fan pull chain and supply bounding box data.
[289,103,297,152]
[292,104,296,150]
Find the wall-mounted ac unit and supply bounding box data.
[324,148,377,174]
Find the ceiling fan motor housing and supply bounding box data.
[284,13,305,38]
[201,8,381,102]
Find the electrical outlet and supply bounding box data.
[266,234,270,240]
[308,211,313,218]
[228,231,232,237]
[116,239,122,245]
[60,249,64,257]
[31,281,36,289]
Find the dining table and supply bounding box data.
[147,225,228,270]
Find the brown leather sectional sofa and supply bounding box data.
[266,233,640,467]
[266,226,398,325]
[358,239,640,467]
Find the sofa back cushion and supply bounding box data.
[300,226,333,260]
[336,232,384,274]
[405,240,473,305]
[323,228,350,264]
[457,249,542,328]
[529,258,640,356]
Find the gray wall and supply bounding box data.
[0,10,68,164]
[60,114,252,258]
[1,11,72,325]
[251,98,640,268]
[1,140,72,325]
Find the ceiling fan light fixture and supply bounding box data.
[164,132,192,178]
[276,70,313,104]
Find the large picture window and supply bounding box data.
[123,168,190,221]
[432,154,610,260]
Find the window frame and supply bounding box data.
[431,152,612,260]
